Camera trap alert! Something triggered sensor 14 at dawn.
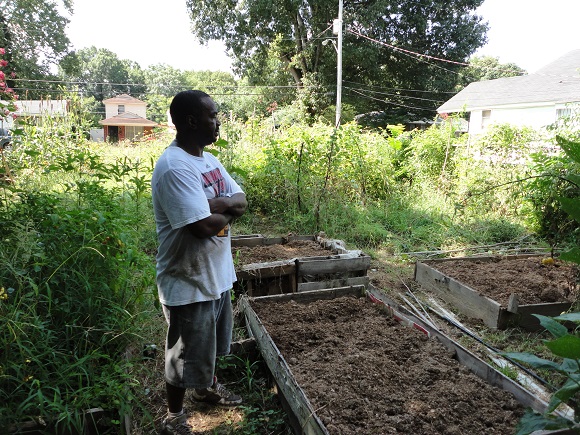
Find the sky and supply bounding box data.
[64,0,580,75]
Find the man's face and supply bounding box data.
[193,97,220,146]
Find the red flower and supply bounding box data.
[0,60,7,67]
[0,48,5,55]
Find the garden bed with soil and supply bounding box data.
[425,256,578,306]
[248,292,528,435]
[231,235,370,296]
[414,255,579,329]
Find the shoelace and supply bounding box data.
[215,381,236,398]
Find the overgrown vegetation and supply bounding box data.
[1,94,580,433]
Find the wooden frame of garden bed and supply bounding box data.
[414,255,572,330]
[232,234,370,296]
[239,285,569,435]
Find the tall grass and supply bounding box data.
[0,120,161,431]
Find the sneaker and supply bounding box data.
[160,412,197,435]
[192,378,242,406]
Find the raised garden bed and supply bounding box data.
[414,254,579,330]
[231,234,370,296]
[240,286,565,434]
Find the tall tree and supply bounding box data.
[456,55,526,89]
[185,0,489,120]
[0,0,73,98]
[60,47,146,105]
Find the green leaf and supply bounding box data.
[557,135,580,164]
[545,335,580,359]
[502,352,562,371]
[559,247,580,264]
[213,138,229,149]
[560,358,580,374]
[565,174,580,188]
[559,196,580,223]
[555,312,580,323]
[552,375,580,408]
[515,408,574,435]
[534,314,568,338]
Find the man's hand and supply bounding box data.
[208,193,247,217]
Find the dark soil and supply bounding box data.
[233,240,332,265]
[251,295,524,435]
[426,256,579,305]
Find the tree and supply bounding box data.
[185,0,489,120]
[456,55,526,89]
[0,0,73,98]
[59,47,147,109]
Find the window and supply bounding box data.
[118,105,125,114]
[557,108,572,119]
[481,110,491,129]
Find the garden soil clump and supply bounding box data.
[251,295,524,435]
[429,256,579,305]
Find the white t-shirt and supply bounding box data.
[151,141,244,306]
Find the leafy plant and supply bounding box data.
[500,135,580,434]
[503,314,580,434]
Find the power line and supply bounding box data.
[343,80,456,95]
[345,87,435,112]
[346,28,527,78]
[343,84,445,104]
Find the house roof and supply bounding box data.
[438,49,580,113]
[102,94,146,105]
[99,112,158,127]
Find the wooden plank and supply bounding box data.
[298,255,371,276]
[414,261,502,329]
[288,235,317,242]
[247,285,366,304]
[507,293,519,313]
[263,237,286,245]
[236,261,296,280]
[240,297,329,435]
[231,234,265,247]
[500,302,573,331]
[297,276,370,292]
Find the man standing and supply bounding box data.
[151,90,247,435]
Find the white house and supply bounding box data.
[0,99,69,130]
[100,94,158,142]
[438,49,580,135]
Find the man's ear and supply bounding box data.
[186,115,197,129]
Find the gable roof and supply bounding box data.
[99,112,158,127]
[102,94,146,105]
[438,49,580,113]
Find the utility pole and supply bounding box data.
[334,0,343,128]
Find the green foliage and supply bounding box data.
[1,0,73,98]
[526,130,580,252]
[0,124,157,430]
[452,123,536,219]
[503,314,580,434]
[456,55,526,90]
[400,116,467,188]
[59,46,146,104]
[502,135,580,435]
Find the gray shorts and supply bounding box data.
[162,290,233,389]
